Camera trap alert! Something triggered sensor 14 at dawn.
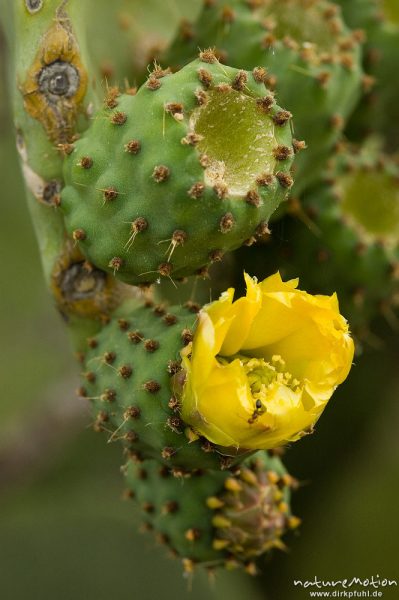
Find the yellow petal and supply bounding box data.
[181,357,253,448]
[219,273,262,356]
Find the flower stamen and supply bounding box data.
[218,353,301,425]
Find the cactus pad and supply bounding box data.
[61,56,294,285]
[80,298,255,470]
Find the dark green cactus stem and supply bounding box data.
[123,451,299,572]
[61,54,295,285]
[4,1,136,351]
[361,24,399,151]
[80,298,256,470]
[162,0,364,197]
[11,1,94,276]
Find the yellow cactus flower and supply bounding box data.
[179,272,354,450]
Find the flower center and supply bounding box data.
[218,354,301,423]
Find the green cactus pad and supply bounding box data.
[80,299,255,470]
[61,56,294,285]
[357,24,399,151]
[162,0,363,196]
[123,451,297,570]
[79,0,203,85]
[336,0,399,150]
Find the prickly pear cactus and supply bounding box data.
[124,451,299,571]
[162,0,364,195]
[8,0,393,583]
[61,55,295,285]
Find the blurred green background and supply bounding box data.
[0,25,398,600]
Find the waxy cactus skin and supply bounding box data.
[61,56,295,285]
[80,299,228,470]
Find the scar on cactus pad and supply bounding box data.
[25,0,43,13]
[193,89,276,195]
[61,54,297,285]
[21,18,88,144]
